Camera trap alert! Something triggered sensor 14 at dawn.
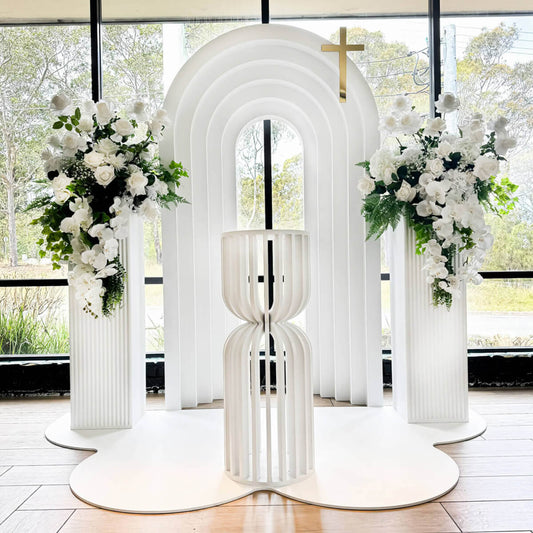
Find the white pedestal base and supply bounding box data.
[45,407,485,513]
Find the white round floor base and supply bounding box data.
[45,406,485,513]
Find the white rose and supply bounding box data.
[391,95,412,113]
[84,151,105,169]
[62,132,84,156]
[398,111,422,134]
[357,175,376,196]
[395,181,416,202]
[424,117,447,137]
[78,116,94,132]
[436,141,453,160]
[95,101,113,125]
[380,115,397,133]
[95,138,119,156]
[127,171,148,196]
[131,101,148,121]
[489,116,509,134]
[419,172,434,188]
[426,158,444,177]
[51,173,72,204]
[94,165,116,187]
[47,134,62,149]
[435,92,460,114]
[494,135,517,156]
[50,93,71,114]
[473,155,499,181]
[113,118,134,138]
[152,108,169,124]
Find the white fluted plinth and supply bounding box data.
[222,230,314,485]
[69,216,146,429]
[390,219,468,423]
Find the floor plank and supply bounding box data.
[483,426,533,440]
[0,486,37,524]
[0,424,48,437]
[438,476,533,502]
[2,390,533,531]
[0,434,56,449]
[0,448,92,467]
[19,485,92,510]
[453,456,533,477]
[474,403,533,415]
[0,465,76,486]
[482,414,533,426]
[0,510,73,533]
[443,501,533,532]
[437,439,533,457]
[60,503,460,533]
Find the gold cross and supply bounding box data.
[321,27,364,103]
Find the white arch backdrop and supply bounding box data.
[161,24,382,409]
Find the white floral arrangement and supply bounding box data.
[358,93,518,308]
[31,94,187,317]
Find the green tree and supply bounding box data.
[0,26,90,267]
[332,27,430,114]
[103,25,164,111]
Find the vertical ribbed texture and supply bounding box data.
[222,230,314,485]
[391,220,469,423]
[70,216,146,430]
[160,25,382,410]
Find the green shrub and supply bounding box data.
[0,309,69,354]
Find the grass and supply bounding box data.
[0,310,69,355]
[467,280,533,313]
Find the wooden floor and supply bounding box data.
[0,389,532,532]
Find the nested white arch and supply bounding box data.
[161,24,381,409]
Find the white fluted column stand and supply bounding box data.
[222,230,314,486]
[390,219,469,423]
[69,215,146,429]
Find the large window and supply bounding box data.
[0,7,531,358]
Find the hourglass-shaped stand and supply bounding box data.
[222,230,314,486]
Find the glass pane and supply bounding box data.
[0,24,91,279]
[440,14,533,271]
[146,284,164,353]
[236,119,304,230]
[280,18,430,115]
[467,279,533,347]
[0,286,69,355]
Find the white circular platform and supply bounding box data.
[45,406,485,513]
